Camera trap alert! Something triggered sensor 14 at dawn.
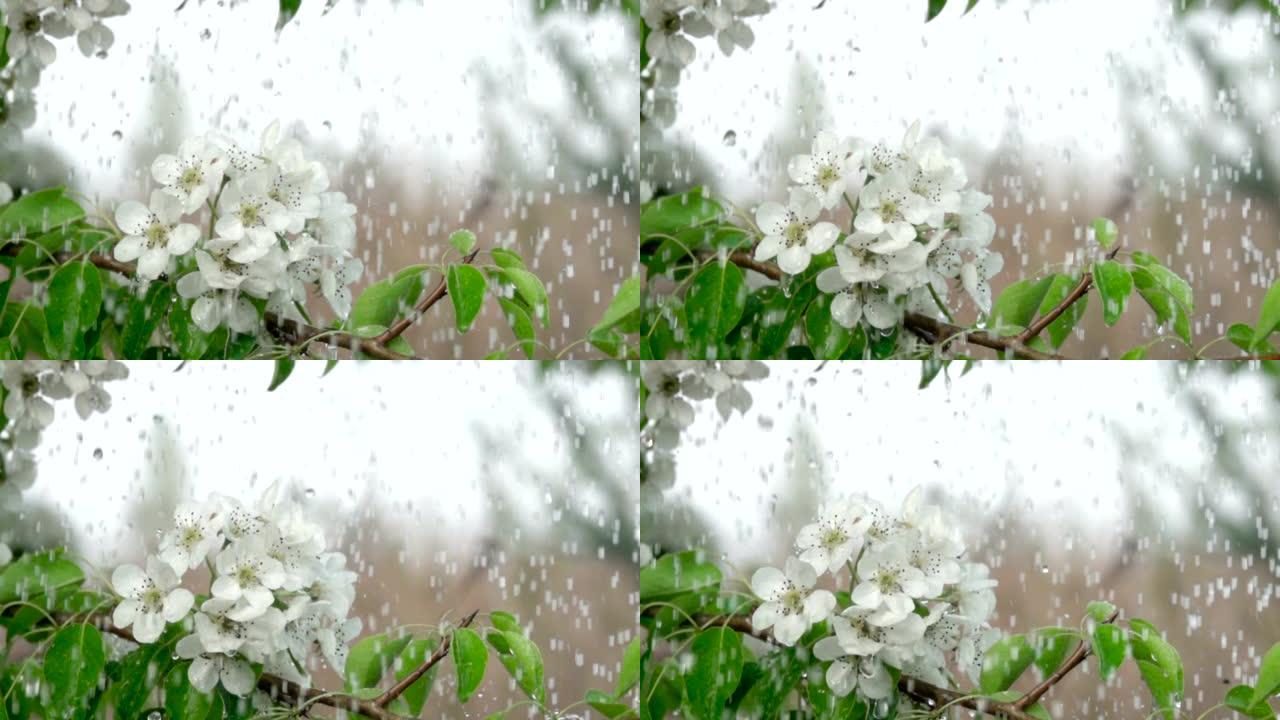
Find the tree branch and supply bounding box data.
[375,249,479,345]
[1015,272,1093,346]
[1014,608,1120,709]
[714,251,1065,360]
[374,609,479,707]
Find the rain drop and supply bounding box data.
[722,130,737,146]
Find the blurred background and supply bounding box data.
[642,0,1280,357]
[0,360,639,715]
[2,0,638,358]
[642,360,1280,718]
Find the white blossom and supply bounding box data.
[750,556,836,646]
[113,190,200,279]
[111,556,194,643]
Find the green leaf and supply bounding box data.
[0,188,85,241]
[121,283,173,358]
[490,248,526,270]
[276,0,302,30]
[1031,627,1078,677]
[616,635,643,697]
[497,297,537,358]
[979,634,1035,694]
[1229,684,1277,719]
[1136,659,1180,720]
[345,633,413,690]
[926,0,948,21]
[395,636,441,716]
[446,264,487,333]
[1093,624,1127,681]
[1085,601,1117,623]
[350,272,425,330]
[1230,323,1261,352]
[733,650,804,719]
[594,276,642,334]
[989,276,1054,331]
[1255,281,1280,348]
[804,294,854,359]
[453,627,487,703]
[1093,260,1132,327]
[752,283,816,359]
[639,550,722,605]
[112,626,182,720]
[1129,619,1183,719]
[164,663,216,720]
[1252,642,1280,709]
[685,261,746,345]
[0,549,84,604]
[640,188,723,237]
[486,629,545,704]
[586,689,633,718]
[1092,217,1119,250]
[45,623,106,714]
[1035,273,1087,348]
[449,229,478,255]
[490,611,521,634]
[683,627,745,720]
[268,358,295,391]
[45,261,103,358]
[496,266,548,327]
[168,300,213,359]
[1120,346,1147,359]
[1132,266,1193,346]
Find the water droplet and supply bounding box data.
[199,28,211,40]
[92,448,103,460]
[722,130,737,146]
[111,130,122,141]
[1039,565,1049,574]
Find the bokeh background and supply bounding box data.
[642,360,1280,718]
[0,360,639,716]
[3,0,638,358]
[642,0,1280,357]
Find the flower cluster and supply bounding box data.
[113,122,362,334]
[640,0,768,128]
[640,360,769,489]
[757,123,1003,331]
[750,488,999,701]
[0,361,128,506]
[642,0,767,67]
[111,482,361,696]
[0,0,129,146]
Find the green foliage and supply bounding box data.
[0,187,85,241]
[1252,642,1280,710]
[447,264,488,333]
[640,188,724,237]
[1092,624,1127,680]
[1093,260,1132,327]
[639,550,723,606]
[979,634,1035,693]
[449,229,478,255]
[164,663,217,720]
[345,633,414,690]
[683,628,746,720]
[44,261,103,358]
[1129,618,1184,720]
[452,627,488,703]
[486,626,546,704]
[1092,217,1119,251]
[44,623,106,716]
[394,636,441,716]
[1130,254,1194,346]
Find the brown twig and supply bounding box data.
[376,250,479,345]
[1014,272,1093,346]
[374,609,479,707]
[1015,609,1120,709]
[715,250,1064,360]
